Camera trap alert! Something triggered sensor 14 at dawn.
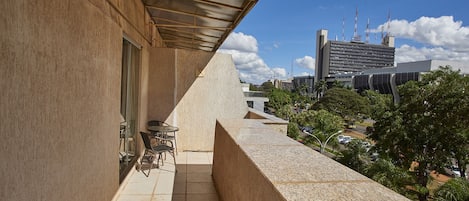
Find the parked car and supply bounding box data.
[370,152,379,161]
[447,165,462,177]
[340,136,352,144]
[301,126,314,134]
[337,135,345,143]
[361,141,372,152]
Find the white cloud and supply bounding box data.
[219,32,258,53]
[294,56,315,70]
[272,67,287,77]
[374,16,469,51]
[297,72,313,76]
[218,32,287,84]
[395,44,469,63]
[372,16,469,63]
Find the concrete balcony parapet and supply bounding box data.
[212,118,410,201]
[244,108,288,135]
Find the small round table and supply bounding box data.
[148,125,179,154]
[148,125,179,133]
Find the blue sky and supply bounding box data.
[218,0,469,84]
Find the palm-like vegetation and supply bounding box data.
[433,178,469,201]
[365,159,415,198]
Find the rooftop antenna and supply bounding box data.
[365,18,370,43]
[290,58,294,78]
[342,17,345,41]
[386,10,391,36]
[381,25,384,40]
[352,8,361,42]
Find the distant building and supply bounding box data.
[315,29,395,84]
[241,83,269,112]
[330,60,469,102]
[292,75,314,96]
[273,79,294,91]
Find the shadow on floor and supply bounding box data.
[171,164,219,201]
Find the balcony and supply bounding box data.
[114,152,217,201]
[6,1,413,200]
[113,110,408,201]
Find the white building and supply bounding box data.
[241,83,269,112]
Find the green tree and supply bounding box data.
[291,110,316,127]
[287,122,301,140]
[295,83,309,96]
[337,139,370,173]
[260,81,275,92]
[290,84,313,111]
[305,110,343,153]
[433,178,469,201]
[313,87,370,123]
[276,104,293,120]
[362,90,393,120]
[332,80,344,88]
[249,83,260,91]
[314,80,327,99]
[365,159,415,198]
[267,88,292,111]
[452,135,469,179]
[370,66,469,201]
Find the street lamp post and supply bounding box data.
[305,130,343,154]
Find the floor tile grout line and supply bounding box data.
[150,168,160,201]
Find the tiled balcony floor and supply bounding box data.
[114,152,218,201]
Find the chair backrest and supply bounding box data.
[140,132,153,150]
[147,120,168,127]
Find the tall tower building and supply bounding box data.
[315,29,329,84]
[315,29,395,82]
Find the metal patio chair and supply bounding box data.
[139,131,176,177]
[147,120,178,154]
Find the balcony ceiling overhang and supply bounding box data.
[143,0,257,52]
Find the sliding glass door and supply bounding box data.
[119,38,140,183]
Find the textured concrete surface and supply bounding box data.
[113,152,218,201]
[213,119,410,201]
[147,48,248,151]
[245,108,288,135]
[0,0,157,200]
[1,0,251,201]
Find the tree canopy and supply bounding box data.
[305,109,343,153]
[266,88,292,111]
[337,139,370,173]
[370,66,469,201]
[433,177,469,201]
[260,81,275,92]
[313,87,370,122]
[364,159,415,198]
[362,90,393,120]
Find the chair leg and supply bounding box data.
[158,153,163,167]
[141,151,154,177]
[174,135,178,155]
[172,150,177,173]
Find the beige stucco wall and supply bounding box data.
[213,119,410,201]
[147,48,249,151]
[0,0,157,200]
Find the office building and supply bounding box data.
[292,75,315,95]
[315,29,395,83]
[330,60,468,102]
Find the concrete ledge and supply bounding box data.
[212,119,410,201]
[244,108,288,135]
